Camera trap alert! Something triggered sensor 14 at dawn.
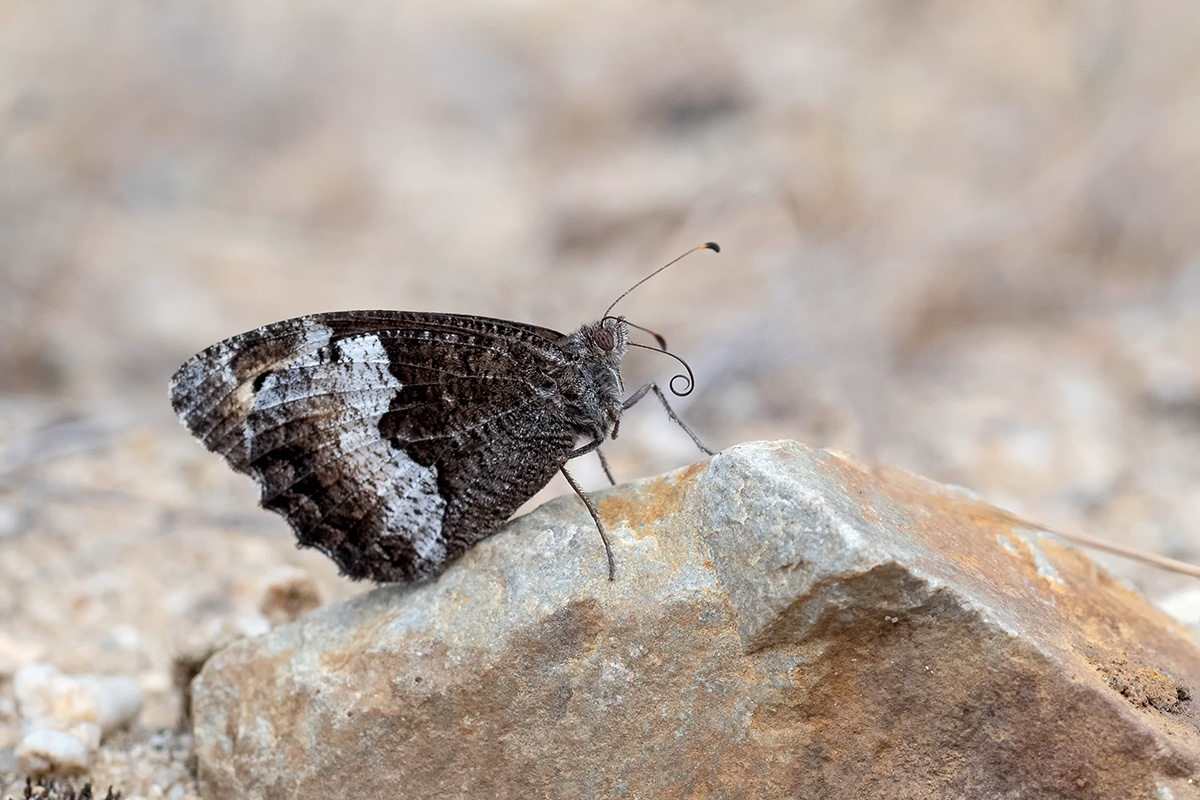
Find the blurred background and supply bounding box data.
[3,0,1200,787]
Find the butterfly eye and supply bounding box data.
[592,327,615,352]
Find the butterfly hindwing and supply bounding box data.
[169,310,580,581]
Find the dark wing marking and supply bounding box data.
[169,311,577,581]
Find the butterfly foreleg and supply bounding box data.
[623,382,715,456]
[569,435,604,460]
[596,447,616,486]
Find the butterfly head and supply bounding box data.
[579,316,630,391]
[589,316,629,359]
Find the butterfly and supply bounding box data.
[168,243,718,582]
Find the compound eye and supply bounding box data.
[592,327,615,352]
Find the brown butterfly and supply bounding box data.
[169,243,718,582]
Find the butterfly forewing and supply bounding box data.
[169,310,580,581]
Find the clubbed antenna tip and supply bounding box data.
[604,241,722,318]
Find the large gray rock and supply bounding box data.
[192,440,1200,800]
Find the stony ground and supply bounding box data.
[3,2,1200,797]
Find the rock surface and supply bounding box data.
[192,440,1200,799]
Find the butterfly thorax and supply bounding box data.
[551,318,629,443]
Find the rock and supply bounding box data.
[257,566,323,628]
[192,440,1200,800]
[13,663,143,775]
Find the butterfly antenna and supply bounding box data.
[627,340,698,396]
[603,242,720,318]
[600,315,695,394]
[603,317,668,351]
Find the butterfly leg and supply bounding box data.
[624,382,715,456]
[569,436,604,459]
[596,447,616,486]
[559,464,616,581]
[568,436,616,484]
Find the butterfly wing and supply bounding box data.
[169,310,579,582]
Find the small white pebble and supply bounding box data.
[140,669,172,694]
[79,674,144,733]
[14,727,92,774]
[67,721,101,750]
[233,613,272,639]
[1156,586,1200,628]
[104,624,144,652]
[14,664,97,727]
[14,663,143,737]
